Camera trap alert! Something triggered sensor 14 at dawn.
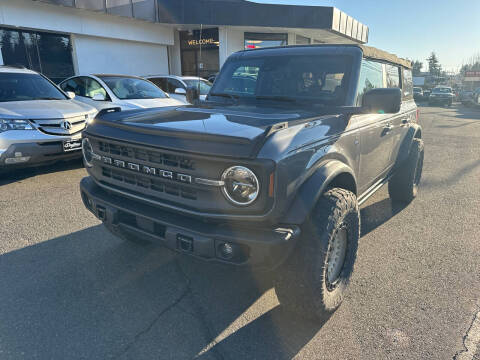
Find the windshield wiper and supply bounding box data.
[209,92,239,101]
[254,95,297,103]
[36,97,63,100]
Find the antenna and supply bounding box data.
[197,24,203,97]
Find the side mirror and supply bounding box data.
[174,88,187,95]
[66,91,76,99]
[362,88,402,114]
[186,86,200,104]
[92,93,106,101]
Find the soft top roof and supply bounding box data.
[235,44,412,69]
[359,45,412,69]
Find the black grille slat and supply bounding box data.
[97,141,195,171]
[101,166,197,200]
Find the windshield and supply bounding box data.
[210,55,351,106]
[0,72,67,102]
[100,76,167,100]
[432,87,452,93]
[183,79,212,95]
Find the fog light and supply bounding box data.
[5,156,30,164]
[218,242,234,259]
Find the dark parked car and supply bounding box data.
[80,45,423,320]
[413,86,423,101]
[428,86,455,106]
[459,90,474,106]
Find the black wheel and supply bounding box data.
[388,138,424,203]
[275,188,360,320]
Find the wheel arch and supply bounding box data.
[282,160,357,225]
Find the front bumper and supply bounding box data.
[80,176,300,269]
[0,141,82,169]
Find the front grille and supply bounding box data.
[98,141,195,170]
[101,166,197,200]
[32,115,87,136]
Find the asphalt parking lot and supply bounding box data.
[0,104,479,360]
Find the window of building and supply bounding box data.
[356,59,383,105]
[244,33,288,50]
[386,64,400,88]
[0,27,74,83]
[180,28,219,79]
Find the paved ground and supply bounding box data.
[0,104,479,360]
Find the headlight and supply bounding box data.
[221,166,260,206]
[0,119,33,132]
[82,137,94,167]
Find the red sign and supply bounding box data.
[465,71,480,77]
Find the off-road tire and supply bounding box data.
[275,188,360,321]
[388,138,424,203]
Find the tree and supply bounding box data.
[427,52,442,77]
[412,60,423,76]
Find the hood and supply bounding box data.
[120,98,185,109]
[86,105,306,158]
[0,99,96,119]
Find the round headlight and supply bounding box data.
[221,166,260,206]
[82,137,94,168]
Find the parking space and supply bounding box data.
[0,105,479,359]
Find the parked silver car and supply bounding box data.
[59,74,185,111]
[0,66,97,169]
[146,75,212,102]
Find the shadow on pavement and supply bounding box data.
[0,224,325,359]
[360,198,408,237]
[0,158,84,186]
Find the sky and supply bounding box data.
[252,0,480,72]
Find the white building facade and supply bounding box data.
[0,0,368,82]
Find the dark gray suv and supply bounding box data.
[79,45,423,320]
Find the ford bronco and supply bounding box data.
[80,45,423,320]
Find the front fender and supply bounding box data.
[281,160,356,225]
[396,124,422,166]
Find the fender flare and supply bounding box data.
[282,160,357,225]
[396,124,422,166]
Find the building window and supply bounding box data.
[295,35,311,45]
[179,28,219,79]
[244,33,287,50]
[0,27,74,83]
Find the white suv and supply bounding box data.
[0,66,97,170]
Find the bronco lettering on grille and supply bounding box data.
[102,156,193,184]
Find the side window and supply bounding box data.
[84,78,108,100]
[386,64,400,88]
[60,77,86,97]
[166,78,184,93]
[149,78,167,92]
[402,69,413,99]
[356,60,383,105]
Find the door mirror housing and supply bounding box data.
[92,93,106,101]
[362,88,402,114]
[66,91,76,99]
[186,86,200,104]
[174,87,187,95]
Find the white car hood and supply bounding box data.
[120,97,186,109]
[0,99,96,119]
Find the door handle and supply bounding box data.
[382,123,393,135]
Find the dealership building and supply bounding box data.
[0,0,368,82]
